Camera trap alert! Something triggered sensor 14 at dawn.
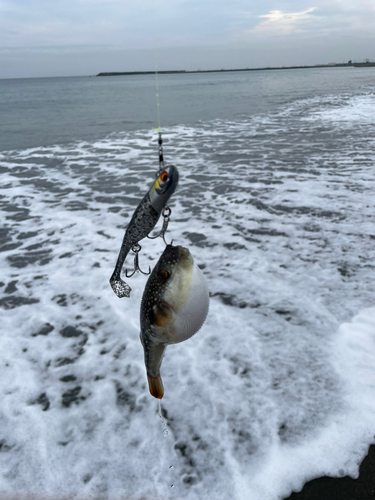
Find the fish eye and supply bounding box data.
[160,171,169,182]
[157,269,170,280]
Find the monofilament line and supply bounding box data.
[154,53,162,133]
[152,0,162,133]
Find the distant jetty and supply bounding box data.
[353,62,375,67]
[96,62,372,77]
[97,70,186,76]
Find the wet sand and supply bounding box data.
[284,445,375,499]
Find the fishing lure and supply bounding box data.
[109,165,179,298]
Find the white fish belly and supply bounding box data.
[171,263,209,344]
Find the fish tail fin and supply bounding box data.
[147,373,164,399]
[109,276,131,298]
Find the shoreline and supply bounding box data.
[284,444,375,500]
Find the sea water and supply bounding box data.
[0,67,375,499]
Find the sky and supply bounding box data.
[0,0,375,78]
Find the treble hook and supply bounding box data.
[125,244,151,278]
[148,207,172,245]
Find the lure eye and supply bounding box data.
[160,171,169,182]
[157,269,170,280]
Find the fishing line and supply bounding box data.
[147,65,172,245]
[149,3,172,243]
[152,0,165,173]
[154,48,162,134]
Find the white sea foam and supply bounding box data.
[0,89,375,499]
[303,93,375,125]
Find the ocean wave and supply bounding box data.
[0,92,375,499]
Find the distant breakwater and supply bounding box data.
[97,63,357,77]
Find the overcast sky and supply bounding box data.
[1,0,374,78]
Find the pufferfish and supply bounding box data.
[140,244,209,399]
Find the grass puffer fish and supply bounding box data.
[140,244,209,399]
[110,165,179,298]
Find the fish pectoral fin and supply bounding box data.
[154,301,173,327]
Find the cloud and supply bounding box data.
[255,8,317,35]
[235,3,375,42]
